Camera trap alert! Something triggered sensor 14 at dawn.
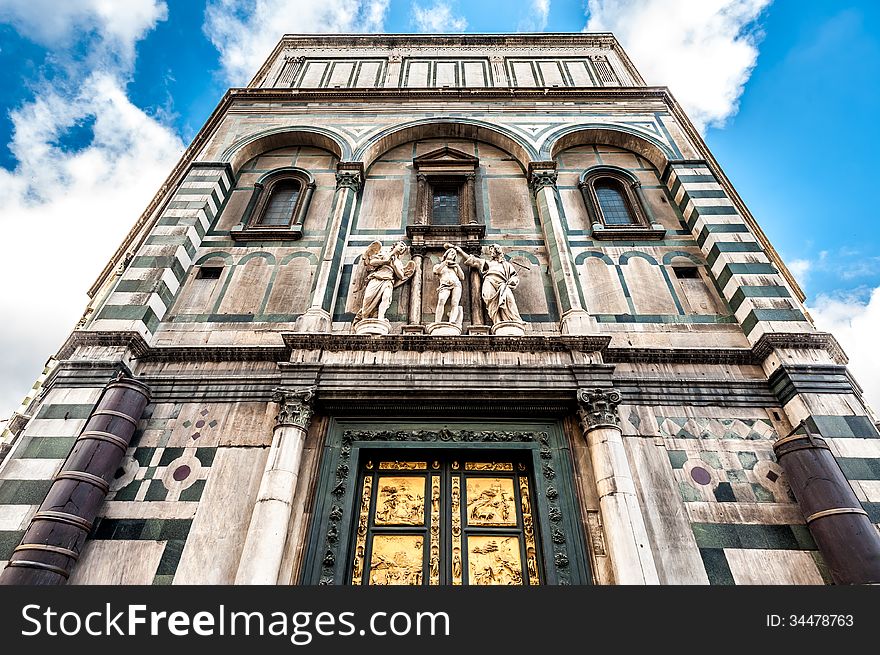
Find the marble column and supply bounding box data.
[408,245,425,326]
[463,244,485,328]
[235,387,315,585]
[416,173,428,224]
[296,163,363,333]
[463,172,476,223]
[761,342,880,584]
[1,375,151,585]
[530,162,595,334]
[577,388,659,585]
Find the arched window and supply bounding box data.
[594,179,635,225]
[231,167,315,241]
[259,179,301,226]
[578,165,665,240]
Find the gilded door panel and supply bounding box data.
[374,476,426,526]
[466,477,517,526]
[467,536,524,585]
[368,535,425,585]
[351,454,541,586]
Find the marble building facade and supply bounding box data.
[1,34,879,586]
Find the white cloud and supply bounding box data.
[585,0,771,132]
[412,1,467,33]
[204,0,390,85]
[0,3,181,419]
[809,288,880,417]
[0,0,167,64]
[518,0,551,32]
[787,258,811,284]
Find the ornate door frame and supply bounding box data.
[301,419,592,585]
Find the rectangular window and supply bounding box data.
[431,185,461,225]
[196,266,223,280]
[673,266,700,279]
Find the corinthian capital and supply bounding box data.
[576,388,622,431]
[273,386,316,430]
[528,162,558,194]
[335,170,362,192]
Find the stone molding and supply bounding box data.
[751,332,847,365]
[768,364,859,406]
[56,330,850,368]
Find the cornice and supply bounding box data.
[55,329,848,367]
[228,86,671,104]
[751,332,848,365]
[57,330,150,360]
[279,32,621,48]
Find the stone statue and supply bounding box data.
[352,240,415,333]
[432,247,465,325]
[445,242,524,334]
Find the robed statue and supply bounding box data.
[445,242,523,327]
[352,240,416,325]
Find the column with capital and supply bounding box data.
[529,162,595,334]
[416,173,429,224]
[577,388,659,584]
[235,388,316,585]
[408,244,426,327]
[296,163,363,332]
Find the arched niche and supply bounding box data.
[220,126,350,176]
[541,124,676,172]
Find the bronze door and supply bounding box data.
[349,454,542,586]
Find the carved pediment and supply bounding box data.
[414,146,479,172]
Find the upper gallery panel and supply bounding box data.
[250,34,645,89]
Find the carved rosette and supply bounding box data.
[335,170,362,192]
[273,386,316,430]
[529,169,558,195]
[577,388,622,432]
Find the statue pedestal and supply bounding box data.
[426,321,462,336]
[560,309,597,335]
[490,321,526,337]
[353,318,391,336]
[294,307,332,333]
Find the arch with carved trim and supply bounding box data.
[354,118,537,171]
[219,126,351,175]
[540,123,677,172]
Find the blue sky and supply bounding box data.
[1,0,879,418]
